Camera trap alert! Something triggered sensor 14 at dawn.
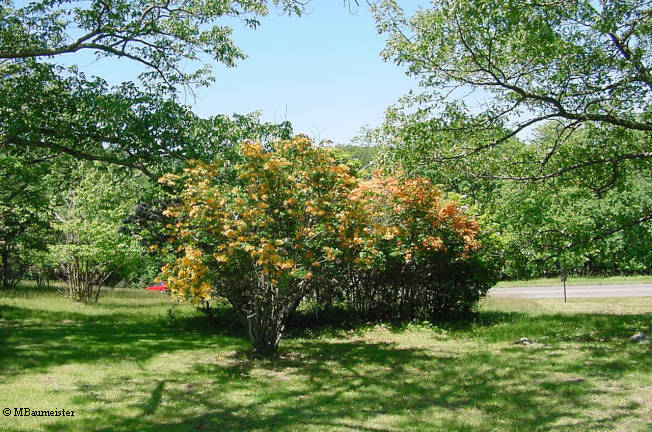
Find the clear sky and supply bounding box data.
[60,2,422,145]
[190,3,421,144]
[191,2,423,144]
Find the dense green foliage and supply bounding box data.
[0,148,54,289]
[48,163,144,302]
[367,119,652,278]
[0,0,303,178]
[332,145,379,167]
[364,0,652,278]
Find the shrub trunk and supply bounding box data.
[229,275,304,353]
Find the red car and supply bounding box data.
[145,281,167,291]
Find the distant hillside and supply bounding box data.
[333,145,379,167]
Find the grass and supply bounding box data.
[496,274,652,288]
[0,285,650,432]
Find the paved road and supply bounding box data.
[489,283,652,299]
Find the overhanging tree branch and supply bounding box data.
[479,152,652,182]
[4,135,158,180]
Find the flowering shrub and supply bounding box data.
[160,137,357,351]
[332,172,497,320]
[160,138,497,351]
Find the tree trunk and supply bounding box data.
[247,315,284,353]
[1,247,10,290]
[64,258,91,302]
[0,246,21,290]
[226,273,307,353]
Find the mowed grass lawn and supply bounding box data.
[495,274,652,287]
[0,286,650,432]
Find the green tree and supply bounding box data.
[0,148,54,290]
[332,145,380,168]
[371,0,650,174]
[370,118,652,278]
[366,0,651,276]
[0,0,304,175]
[486,125,652,277]
[49,162,143,302]
[375,0,650,131]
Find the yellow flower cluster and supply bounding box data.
[159,136,359,303]
[159,138,483,304]
[161,246,212,303]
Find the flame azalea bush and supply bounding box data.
[160,138,498,351]
[160,137,357,351]
[334,172,499,321]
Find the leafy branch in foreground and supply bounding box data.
[372,0,651,162]
[0,0,306,89]
[0,61,293,181]
[0,0,302,177]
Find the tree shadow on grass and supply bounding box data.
[2,299,650,431]
[285,304,529,334]
[0,304,248,381]
[35,333,649,432]
[286,304,650,348]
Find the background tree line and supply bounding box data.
[1,0,650,299]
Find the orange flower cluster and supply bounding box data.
[161,246,212,303]
[341,171,480,266]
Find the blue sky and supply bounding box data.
[60,2,422,145]
[191,3,420,144]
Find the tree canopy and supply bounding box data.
[372,0,651,174]
[363,0,651,276]
[0,0,304,88]
[0,0,301,177]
